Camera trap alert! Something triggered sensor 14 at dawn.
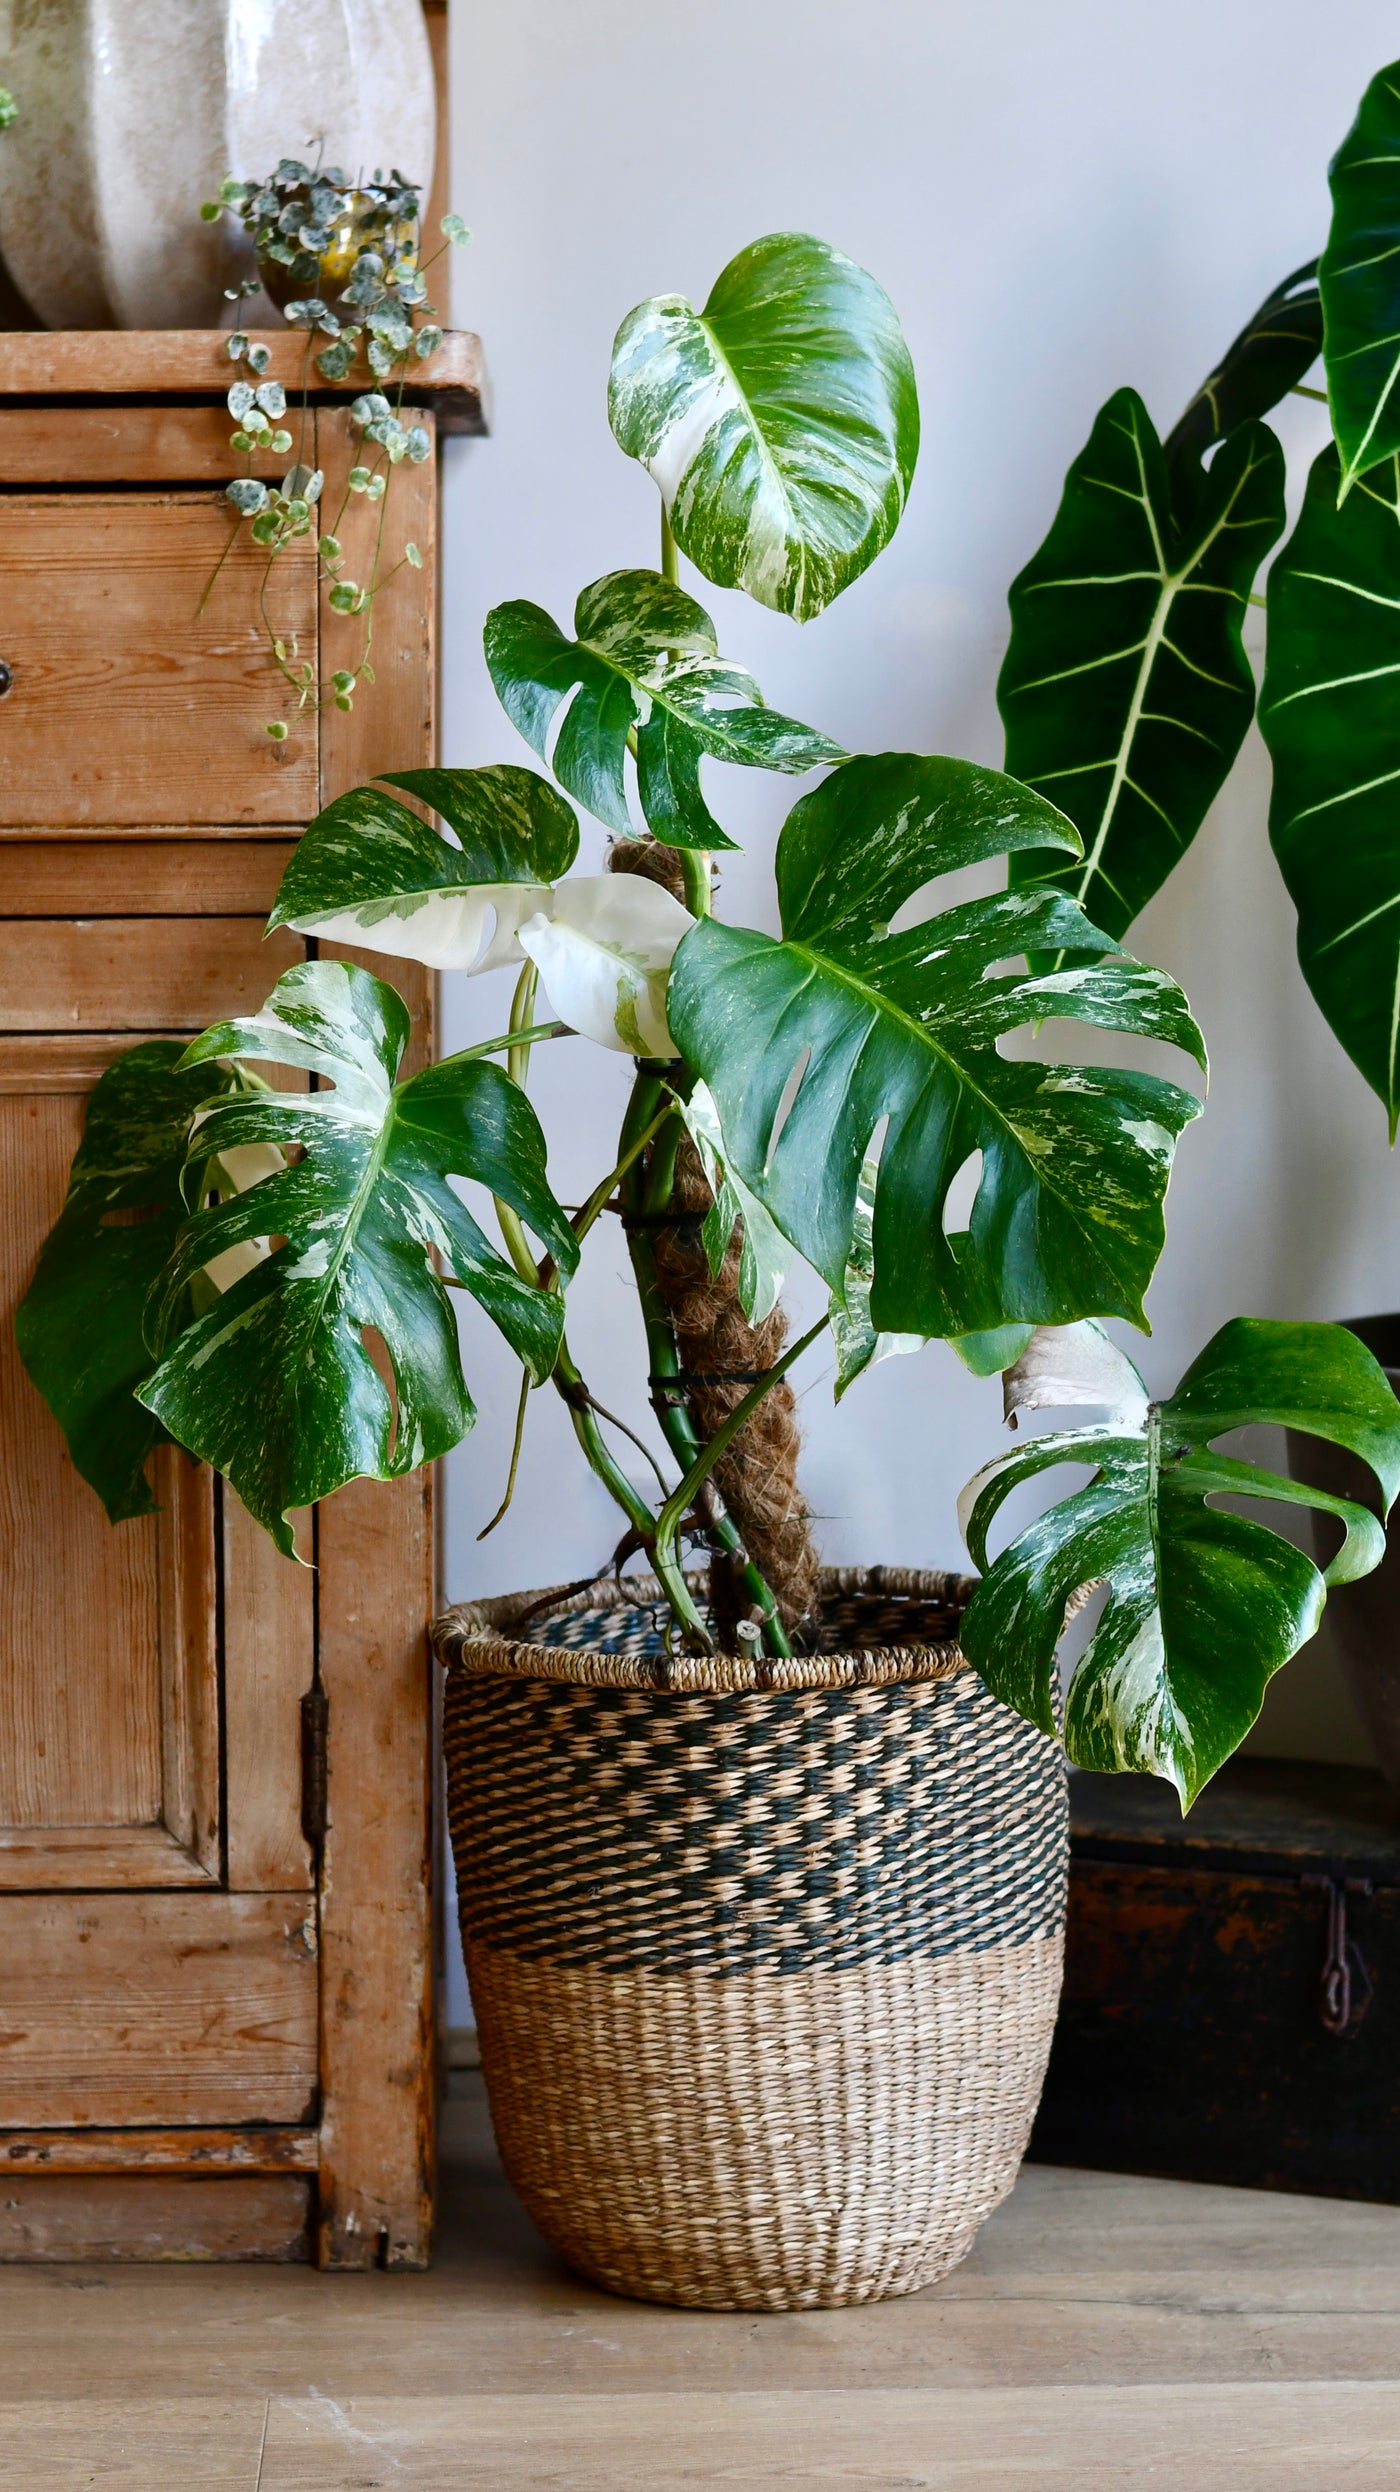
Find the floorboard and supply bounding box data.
[1,2080,1399,2488]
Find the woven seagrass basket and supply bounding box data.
[434,1565,1067,2312]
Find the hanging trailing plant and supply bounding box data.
[198,158,470,734]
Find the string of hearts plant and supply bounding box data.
[199,159,470,733]
[18,208,1400,1810]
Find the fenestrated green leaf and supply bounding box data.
[14,1043,243,1522]
[999,389,1285,946]
[485,569,842,849]
[608,233,918,623]
[668,754,1206,1343]
[1259,443,1400,1133]
[1320,61,1400,496]
[960,1317,1400,1806]
[267,766,578,964]
[137,961,578,1556]
[1163,261,1321,518]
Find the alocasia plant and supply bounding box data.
[18,205,1400,1800]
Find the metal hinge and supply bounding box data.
[1302,1875,1374,2038]
[301,1685,329,1851]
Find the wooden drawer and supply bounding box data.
[0,497,319,827]
[0,918,303,1030]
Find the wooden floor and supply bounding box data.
[4,2079,1400,2489]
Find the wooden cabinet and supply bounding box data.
[0,334,485,2264]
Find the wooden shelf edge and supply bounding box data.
[0,328,489,435]
[0,2126,319,2174]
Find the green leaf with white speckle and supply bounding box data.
[960,1318,1400,1806]
[137,961,578,1555]
[486,568,842,848]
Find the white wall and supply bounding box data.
[434,0,1400,1828]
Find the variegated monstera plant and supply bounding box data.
[18,194,1400,1809]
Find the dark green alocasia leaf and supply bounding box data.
[137,961,578,1556]
[999,390,1285,946]
[1259,443,1400,1133]
[267,766,578,966]
[485,569,842,849]
[1321,61,1400,495]
[14,1043,243,1522]
[668,754,1205,1342]
[1163,261,1321,518]
[960,1318,1400,1806]
[609,233,919,623]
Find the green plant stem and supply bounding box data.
[660,502,679,584]
[477,1368,530,1539]
[651,1316,828,1620]
[507,961,539,1089]
[617,1072,793,1658]
[1292,383,1329,402]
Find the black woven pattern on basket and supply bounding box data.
[445,1666,1067,1976]
[525,1586,966,1663]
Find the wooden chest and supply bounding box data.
[1031,1758,1400,2202]
[0,332,482,2264]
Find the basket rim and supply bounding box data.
[432,1564,978,1693]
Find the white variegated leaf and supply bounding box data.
[1002,1321,1148,1432]
[609,233,919,623]
[959,1317,1400,1805]
[519,874,694,1059]
[829,1158,923,1400]
[676,1080,792,1324]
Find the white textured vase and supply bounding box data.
[0,0,436,329]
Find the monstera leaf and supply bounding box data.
[267,765,579,968]
[485,570,842,849]
[608,233,919,623]
[1321,60,1400,495]
[667,754,1206,1342]
[1163,261,1321,517]
[676,1081,793,1326]
[959,1318,1400,1806]
[15,1043,249,1522]
[999,389,1285,947]
[137,961,577,1555]
[1260,444,1400,1132]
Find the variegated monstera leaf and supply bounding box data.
[14,1043,258,1521]
[267,765,579,968]
[668,753,1206,1343]
[609,233,919,622]
[959,1318,1400,1806]
[485,569,842,847]
[138,961,577,1555]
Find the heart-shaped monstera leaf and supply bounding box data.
[959,1318,1400,1806]
[608,234,919,623]
[485,570,842,849]
[667,753,1206,1343]
[14,1043,256,1522]
[267,765,579,968]
[1260,444,1400,1133]
[1321,61,1400,495]
[137,961,577,1555]
[1162,262,1321,518]
[999,388,1284,948]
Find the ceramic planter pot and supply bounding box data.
[0,0,435,328]
[1289,1314,1400,1795]
[435,1567,1068,2312]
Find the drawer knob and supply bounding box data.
[0,661,11,697]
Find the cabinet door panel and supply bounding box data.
[0,498,319,826]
